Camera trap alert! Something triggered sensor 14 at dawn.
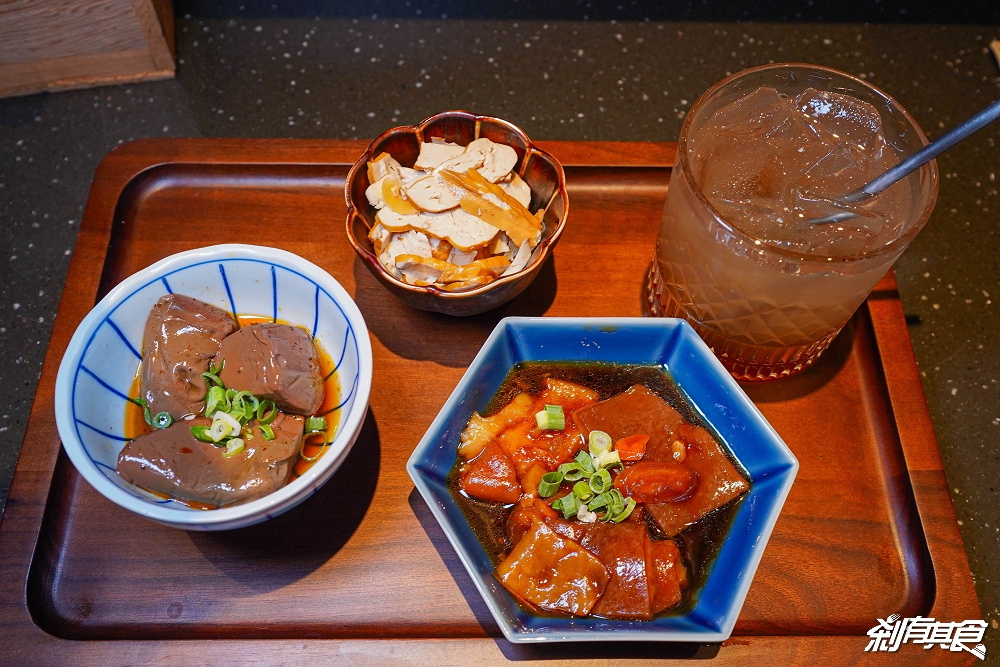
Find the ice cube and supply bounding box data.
[794,88,885,156]
[707,86,824,144]
[803,143,873,197]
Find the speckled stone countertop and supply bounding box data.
[2,0,999,656]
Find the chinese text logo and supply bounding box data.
[866,614,986,659]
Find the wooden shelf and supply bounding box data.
[0,0,174,98]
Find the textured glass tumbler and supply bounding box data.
[645,64,939,381]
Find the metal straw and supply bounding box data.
[806,97,1000,225]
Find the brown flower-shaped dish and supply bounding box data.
[345,110,569,316]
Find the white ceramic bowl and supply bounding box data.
[54,244,373,530]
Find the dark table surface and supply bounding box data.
[2,0,999,659]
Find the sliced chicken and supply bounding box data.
[439,256,510,283]
[364,138,540,289]
[501,240,533,276]
[477,141,519,183]
[500,173,532,207]
[368,152,404,183]
[447,246,478,265]
[487,232,511,256]
[376,207,499,251]
[414,140,466,170]
[368,223,390,256]
[378,229,434,276]
[435,137,490,174]
[439,275,495,291]
[405,173,464,212]
[365,176,387,209]
[395,254,449,285]
[397,166,424,186]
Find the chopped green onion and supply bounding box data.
[589,468,612,494]
[557,461,586,482]
[534,404,565,430]
[230,391,257,421]
[259,423,275,440]
[552,492,579,519]
[222,438,245,458]
[572,481,593,503]
[256,400,278,425]
[587,490,613,511]
[298,434,328,461]
[190,425,214,442]
[205,385,227,417]
[574,450,596,474]
[609,497,637,523]
[208,417,234,442]
[213,410,243,432]
[538,471,563,497]
[593,450,621,470]
[588,430,612,456]
[305,415,327,433]
[201,359,225,388]
[152,412,173,429]
[589,489,631,523]
[131,397,154,426]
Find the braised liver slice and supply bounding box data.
[116,412,303,507]
[141,294,237,419]
[214,323,324,415]
[573,384,749,536]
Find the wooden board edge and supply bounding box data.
[865,272,980,621]
[130,0,175,71]
[97,138,676,170]
[0,49,174,99]
[0,635,976,665]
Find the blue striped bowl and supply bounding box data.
[54,244,373,530]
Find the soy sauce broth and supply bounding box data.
[447,361,748,617]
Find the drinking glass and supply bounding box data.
[646,63,939,381]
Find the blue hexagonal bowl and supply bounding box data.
[406,317,798,643]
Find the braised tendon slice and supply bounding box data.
[643,420,750,536]
[214,322,324,415]
[497,519,609,616]
[459,440,522,504]
[116,412,304,507]
[578,521,655,620]
[573,384,749,536]
[141,294,238,419]
[648,538,686,614]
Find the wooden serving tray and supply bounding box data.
[0,139,980,665]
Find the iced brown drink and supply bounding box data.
[647,64,938,381]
